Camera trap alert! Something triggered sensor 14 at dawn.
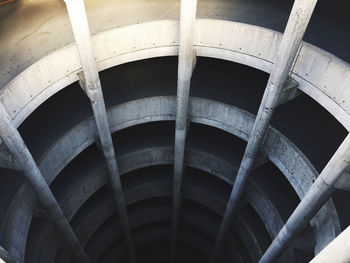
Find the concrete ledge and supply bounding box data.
[0,20,349,132]
[1,96,339,261]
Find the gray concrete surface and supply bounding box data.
[0,2,350,260]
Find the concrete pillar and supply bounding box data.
[63,1,136,262]
[171,0,197,260]
[210,0,318,262]
[0,246,18,263]
[310,225,350,263]
[259,133,350,262]
[0,102,89,262]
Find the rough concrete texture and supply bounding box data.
[2,96,340,262]
[0,1,350,262]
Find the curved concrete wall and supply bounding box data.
[1,0,349,87]
[0,2,349,262]
[2,97,340,261]
[1,20,349,132]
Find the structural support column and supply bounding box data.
[309,225,350,263]
[210,0,318,261]
[259,133,350,263]
[0,103,89,262]
[63,1,136,262]
[171,0,197,260]
[0,245,18,263]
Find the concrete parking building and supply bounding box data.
[0,0,350,262]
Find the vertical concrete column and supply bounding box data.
[0,245,18,263]
[171,0,197,260]
[63,1,136,262]
[0,103,89,262]
[210,0,318,261]
[309,225,350,263]
[259,133,350,263]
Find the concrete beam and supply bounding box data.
[210,0,318,261]
[171,0,197,260]
[63,0,137,262]
[259,133,350,262]
[0,246,17,263]
[310,225,350,263]
[0,102,89,262]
